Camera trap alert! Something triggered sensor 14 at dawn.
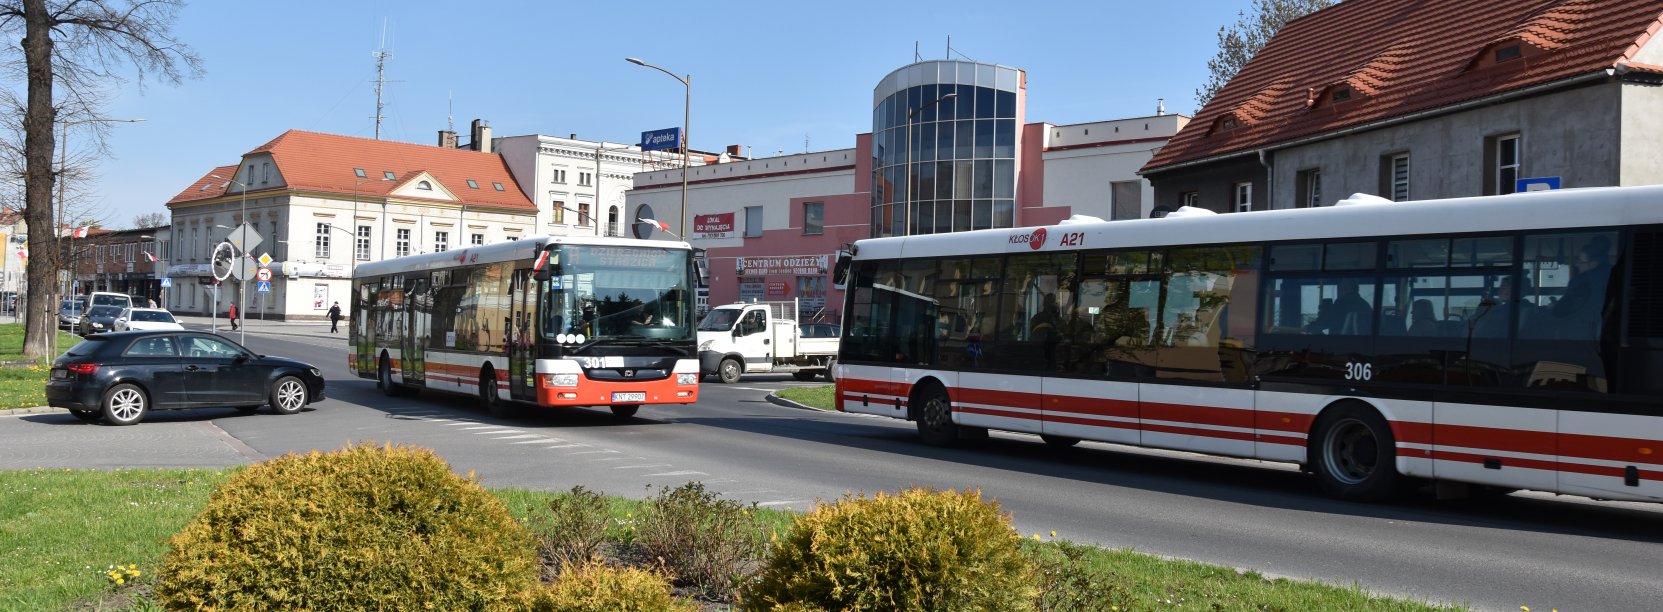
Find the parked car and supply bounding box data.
[58,298,86,330]
[46,330,326,425]
[120,308,183,331]
[77,305,127,335]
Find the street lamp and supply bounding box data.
[904,93,955,236]
[51,117,142,358]
[626,57,691,241]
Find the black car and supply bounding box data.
[78,305,126,336]
[46,330,326,425]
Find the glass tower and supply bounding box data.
[871,61,1023,237]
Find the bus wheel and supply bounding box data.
[1311,403,1408,501]
[611,405,639,419]
[479,366,512,418]
[718,358,743,384]
[1040,434,1080,448]
[914,384,957,446]
[378,356,399,397]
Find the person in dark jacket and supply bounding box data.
[328,302,343,333]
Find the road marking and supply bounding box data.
[645,470,706,477]
[512,439,568,445]
[493,434,542,440]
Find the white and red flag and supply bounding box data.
[143,251,157,262]
[638,218,671,232]
[71,226,89,238]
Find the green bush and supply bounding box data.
[522,560,696,612]
[528,486,612,575]
[154,442,539,611]
[634,482,764,601]
[742,487,1035,612]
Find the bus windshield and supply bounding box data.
[542,245,694,343]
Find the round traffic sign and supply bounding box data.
[255,267,273,281]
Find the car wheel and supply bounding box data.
[100,383,148,426]
[718,358,743,384]
[68,408,100,422]
[611,405,640,419]
[479,366,512,418]
[792,371,818,382]
[1311,402,1411,501]
[270,376,307,415]
[914,383,957,446]
[823,358,837,382]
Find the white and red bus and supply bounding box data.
[352,235,701,418]
[833,185,1663,502]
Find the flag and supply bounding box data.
[638,218,671,232]
[143,251,157,262]
[72,226,89,238]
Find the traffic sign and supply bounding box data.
[1517,176,1561,192]
[257,252,273,267]
[256,280,271,293]
[225,223,264,254]
[159,277,172,288]
[255,267,273,282]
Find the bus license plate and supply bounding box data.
[612,392,645,403]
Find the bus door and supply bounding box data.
[352,281,374,374]
[509,268,537,401]
[401,275,427,385]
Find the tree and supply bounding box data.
[1196,0,1335,107]
[130,211,165,228]
[0,0,201,357]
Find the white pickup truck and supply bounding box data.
[697,300,839,383]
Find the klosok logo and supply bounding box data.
[1008,227,1048,250]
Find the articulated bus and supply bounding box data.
[351,235,701,418]
[834,185,1663,503]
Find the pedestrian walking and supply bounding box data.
[328,301,342,333]
[228,303,239,331]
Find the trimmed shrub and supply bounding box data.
[528,486,612,575]
[155,442,538,611]
[634,482,764,600]
[742,487,1035,612]
[522,560,696,612]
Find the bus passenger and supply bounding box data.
[1407,299,1439,336]
[1475,276,1537,338]
[1307,279,1372,335]
[1551,237,1613,340]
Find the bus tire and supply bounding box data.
[611,405,639,419]
[913,382,957,447]
[718,358,743,384]
[378,355,399,397]
[479,366,512,418]
[1310,402,1410,502]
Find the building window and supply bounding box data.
[745,206,763,238]
[553,168,567,184]
[383,171,396,180]
[578,203,591,227]
[803,201,823,235]
[1111,180,1141,220]
[314,223,331,259]
[552,200,565,225]
[354,168,367,178]
[466,179,478,189]
[1180,191,1199,208]
[471,233,484,246]
[1488,134,1520,195]
[1233,181,1253,213]
[355,226,371,260]
[417,181,433,191]
[434,231,448,253]
[396,228,411,257]
[578,172,592,187]
[492,182,505,191]
[1384,153,1411,201]
[1296,168,1322,208]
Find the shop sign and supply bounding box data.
[736,254,828,276]
[766,281,789,297]
[694,213,735,240]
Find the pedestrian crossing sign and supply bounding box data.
[256,280,271,293]
[159,277,172,288]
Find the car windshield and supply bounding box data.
[698,309,741,331]
[131,311,174,322]
[87,306,123,318]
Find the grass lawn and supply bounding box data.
[775,384,835,410]
[0,467,1465,611]
[0,324,84,409]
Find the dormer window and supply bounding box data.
[1222,116,1240,130]
[1494,44,1522,63]
[353,168,367,178]
[417,181,433,191]
[1331,86,1352,102]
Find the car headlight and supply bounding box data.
[677,373,698,385]
[698,339,713,351]
[542,373,579,388]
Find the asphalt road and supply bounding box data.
[4,327,1661,611]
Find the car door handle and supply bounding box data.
[185,365,200,371]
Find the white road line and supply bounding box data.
[645,470,707,477]
[512,439,567,445]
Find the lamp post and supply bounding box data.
[626,57,691,241]
[51,117,143,357]
[904,93,955,236]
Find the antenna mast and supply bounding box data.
[372,18,395,140]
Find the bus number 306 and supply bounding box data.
[1344,362,1373,381]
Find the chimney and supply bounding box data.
[726,144,742,157]
[1156,98,1166,116]
[438,130,458,149]
[569,133,578,140]
[470,119,493,153]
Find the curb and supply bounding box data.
[764,391,831,412]
[1,405,64,416]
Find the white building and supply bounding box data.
[494,132,708,238]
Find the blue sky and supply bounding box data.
[88,0,1250,226]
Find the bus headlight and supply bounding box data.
[543,374,579,388]
[677,373,697,385]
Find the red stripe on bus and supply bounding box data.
[1254,410,1316,435]
[1043,395,1137,420]
[957,406,1040,422]
[838,378,911,397]
[1142,401,1255,429]
[1558,431,1662,465]
[1258,434,1307,448]
[956,387,1042,411]
[1039,413,1140,431]
[1142,422,1259,443]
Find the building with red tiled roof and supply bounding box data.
[1141,0,1663,213]
[166,126,538,319]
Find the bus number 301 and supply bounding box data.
[1344,362,1373,381]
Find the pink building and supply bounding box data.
[626,60,1187,322]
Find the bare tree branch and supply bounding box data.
[1195,0,1335,107]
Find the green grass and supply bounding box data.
[1,468,1465,611]
[0,324,85,409]
[776,384,835,410]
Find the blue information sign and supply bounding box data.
[640,127,682,152]
[159,277,172,288]
[256,280,271,293]
[1516,176,1561,192]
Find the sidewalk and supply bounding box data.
[174,314,349,341]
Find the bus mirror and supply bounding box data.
[832,251,853,286]
[532,249,557,281]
